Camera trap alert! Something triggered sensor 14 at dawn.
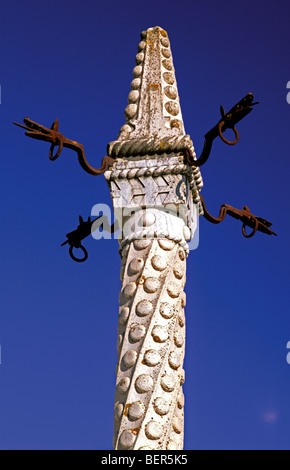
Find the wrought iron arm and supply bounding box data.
[199,194,277,238]
[61,215,118,262]
[186,93,259,167]
[13,117,115,176]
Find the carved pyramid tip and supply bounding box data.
[108,27,190,158]
[140,26,168,39]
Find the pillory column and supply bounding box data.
[105,26,203,450]
[14,22,276,453]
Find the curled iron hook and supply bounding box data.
[69,244,88,263]
[13,117,115,176]
[199,194,277,238]
[49,141,63,161]
[186,93,258,167]
[61,215,118,262]
[218,121,239,145]
[242,218,258,238]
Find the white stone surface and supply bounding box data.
[105,24,203,212]
[106,26,203,450]
[113,238,186,450]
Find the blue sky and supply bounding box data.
[0,0,290,450]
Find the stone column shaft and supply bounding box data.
[114,236,186,450]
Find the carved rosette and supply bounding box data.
[114,237,186,450]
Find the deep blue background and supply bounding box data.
[0,0,289,450]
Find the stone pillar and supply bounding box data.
[104,26,203,450]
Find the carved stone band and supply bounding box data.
[107,134,193,158]
[116,208,192,257]
[105,154,203,215]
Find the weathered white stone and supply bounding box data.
[110,26,201,451]
[143,348,161,367]
[117,376,131,393]
[143,277,159,294]
[122,350,138,368]
[132,65,143,77]
[114,402,123,421]
[131,78,141,89]
[151,325,168,343]
[145,421,163,440]
[135,52,144,64]
[139,211,156,227]
[151,255,167,271]
[124,104,137,119]
[114,238,186,450]
[123,282,136,299]
[128,401,145,420]
[119,306,130,324]
[128,257,144,274]
[119,429,136,449]
[167,439,178,450]
[129,323,146,343]
[133,239,151,250]
[135,374,154,393]
[183,225,191,241]
[153,397,170,415]
[174,330,184,348]
[136,299,153,317]
[128,90,140,103]
[160,302,174,319]
[168,351,181,370]
[172,416,182,434]
[161,374,175,392]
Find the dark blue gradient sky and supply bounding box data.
[0,0,290,450]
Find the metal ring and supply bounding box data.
[218,121,239,145]
[49,140,63,160]
[242,218,258,238]
[69,244,88,262]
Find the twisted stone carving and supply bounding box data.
[105,162,189,181]
[107,135,193,158]
[114,237,186,450]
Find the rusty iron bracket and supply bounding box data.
[13,117,115,176]
[61,215,118,262]
[186,93,259,167]
[199,194,277,238]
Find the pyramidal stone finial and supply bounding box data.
[107,26,195,159]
